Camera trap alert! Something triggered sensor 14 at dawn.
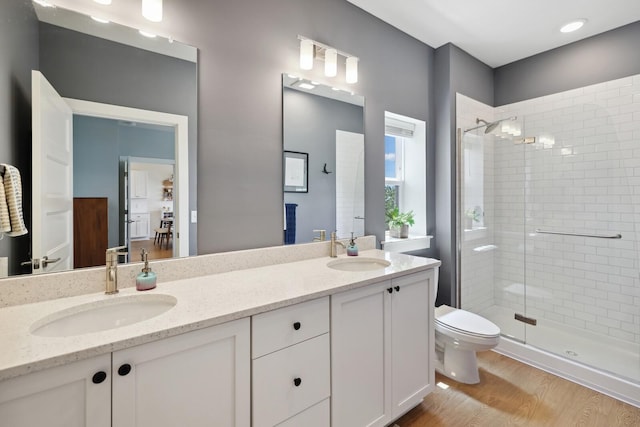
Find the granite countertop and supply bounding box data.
[0,249,440,381]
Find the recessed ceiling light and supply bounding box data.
[94,0,112,4]
[560,19,586,33]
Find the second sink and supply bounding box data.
[327,257,391,272]
[30,294,177,337]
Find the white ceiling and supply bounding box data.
[346,0,640,67]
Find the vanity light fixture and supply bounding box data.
[298,36,359,84]
[346,56,358,84]
[142,0,163,22]
[325,48,337,77]
[560,19,586,33]
[300,39,314,70]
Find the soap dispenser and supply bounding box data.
[347,232,358,256]
[136,249,157,291]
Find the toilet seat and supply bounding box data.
[435,305,500,339]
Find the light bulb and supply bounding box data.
[325,48,337,77]
[346,57,358,84]
[142,0,163,22]
[300,39,314,70]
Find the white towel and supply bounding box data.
[1,164,28,237]
[0,174,10,233]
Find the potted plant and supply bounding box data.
[464,207,481,230]
[387,208,415,238]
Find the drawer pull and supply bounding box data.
[293,377,302,387]
[394,286,400,292]
[387,287,393,294]
[118,363,132,376]
[293,321,301,330]
[92,371,107,384]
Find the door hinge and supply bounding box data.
[515,313,537,326]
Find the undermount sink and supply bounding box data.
[327,257,391,272]
[30,294,177,337]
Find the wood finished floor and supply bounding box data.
[395,351,640,427]
[130,238,172,261]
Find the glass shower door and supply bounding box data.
[458,116,527,344]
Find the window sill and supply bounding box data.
[381,232,432,253]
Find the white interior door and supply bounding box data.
[31,70,73,274]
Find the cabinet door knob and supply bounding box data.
[387,287,393,294]
[293,377,302,387]
[293,321,301,330]
[394,286,400,292]
[92,371,107,384]
[118,363,132,376]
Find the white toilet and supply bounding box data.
[432,273,501,384]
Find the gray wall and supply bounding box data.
[283,88,364,244]
[38,21,198,254]
[74,116,174,246]
[434,43,494,306]
[164,0,435,253]
[0,0,434,277]
[0,0,38,274]
[495,21,640,105]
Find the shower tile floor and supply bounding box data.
[479,305,640,383]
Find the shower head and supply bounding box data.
[464,116,518,134]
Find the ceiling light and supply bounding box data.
[560,19,586,33]
[325,48,337,77]
[91,16,110,24]
[298,82,315,90]
[300,39,314,70]
[139,30,157,38]
[346,57,358,84]
[142,0,163,22]
[94,0,111,4]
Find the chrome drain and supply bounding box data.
[566,350,578,357]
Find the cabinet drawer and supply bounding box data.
[252,334,330,427]
[252,297,328,358]
[276,398,330,427]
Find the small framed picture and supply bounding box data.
[283,151,308,193]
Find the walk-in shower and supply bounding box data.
[456,84,640,407]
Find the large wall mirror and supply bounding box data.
[282,74,365,244]
[0,1,197,278]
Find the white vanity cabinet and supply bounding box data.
[251,297,331,427]
[113,317,250,427]
[0,354,111,427]
[0,318,250,427]
[331,270,435,427]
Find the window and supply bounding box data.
[384,112,427,238]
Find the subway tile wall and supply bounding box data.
[457,74,640,345]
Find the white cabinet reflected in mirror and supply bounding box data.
[282,75,365,245]
[0,1,197,277]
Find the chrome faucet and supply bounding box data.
[105,245,128,294]
[330,232,346,258]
